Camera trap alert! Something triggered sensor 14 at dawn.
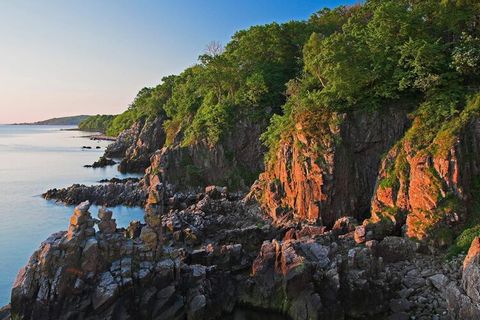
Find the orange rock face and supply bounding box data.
[258,108,409,227]
[367,118,480,243]
[464,236,480,270]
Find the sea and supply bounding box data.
[0,125,144,306]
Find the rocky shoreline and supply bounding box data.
[7,185,480,319]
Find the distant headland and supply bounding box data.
[12,115,90,126]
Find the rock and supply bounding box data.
[0,305,10,320]
[98,177,140,184]
[461,236,480,303]
[389,298,412,313]
[188,294,206,319]
[140,226,158,249]
[98,207,113,220]
[43,181,147,207]
[354,225,366,244]
[75,200,91,213]
[84,156,116,168]
[375,237,414,262]
[389,312,409,320]
[93,272,119,310]
[332,216,358,236]
[205,186,224,199]
[145,116,266,192]
[125,220,142,239]
[428,274,449,292]
[366,118,480,243]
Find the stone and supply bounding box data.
[93,272,119,310]
[375,237,414,262]
[332,216,358,236]
[188,294,206,319]
[98,207,113,220]
[140,226,158,248]
[428,274,449,292]
[125,220,142,239]
[205,185,224,199]
[98,220,117,234]
[354,226,366,244]
[389,298,412,313]
[75,200,91,213]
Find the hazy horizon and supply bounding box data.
[0,0,355,124]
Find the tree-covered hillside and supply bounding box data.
[78,115,115,133]
[261,0,480,161]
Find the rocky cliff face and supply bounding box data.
[362,114,480,245]
[105,115,167,173]
[145,118,266,192]
[102,113,265,191]
[257,107,410,227]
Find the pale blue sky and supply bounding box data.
[0,0,356,123]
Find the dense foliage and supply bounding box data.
[91,0,480,163]
[261,0,480,158]
[93,8,359,143]
[78,115,115,133]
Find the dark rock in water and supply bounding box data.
[42,181,147,206]
[96,146,101,149]
[84,156,117,168]
[98,177,140,184]
[82,146,92,149]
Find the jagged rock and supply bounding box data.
[125,220,142,239]
[332,216,357,236]
[428,274,449,292]
[93,272,119,310]
[43,181,147,206]
[205,186,226,200]
[374,236,415,263]
[140,226,158,249]
[84,156,116,168]
[242,236,394,320]
[98,207,117,234]
[12,188,466,320]
[99,177,141,184]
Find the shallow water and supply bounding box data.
[0,125,144,305]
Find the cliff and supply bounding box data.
[144,117,265,192]
[104,115,167,173]
[257,106,410,227]
[362,96,480,246]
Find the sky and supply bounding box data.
[0,0,357,124]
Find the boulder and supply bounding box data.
[375,237,414,262]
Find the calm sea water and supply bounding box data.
[0,125,144,306]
